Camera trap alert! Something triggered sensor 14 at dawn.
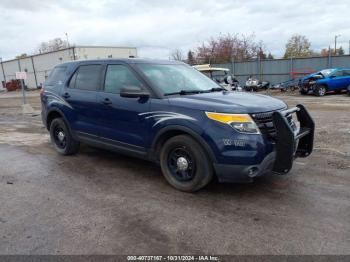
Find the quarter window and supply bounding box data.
[45,66,67,86]
[104,65,143,94]
[70,65,101,90]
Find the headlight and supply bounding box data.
[205,112,260,134]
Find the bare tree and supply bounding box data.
[37,38,69,54]
[15,53,28,59]
[170,49,185,61]
[195,33,267,64]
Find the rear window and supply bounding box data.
[45,66,67,86]
[69,65,101,91]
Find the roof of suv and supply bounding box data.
[59,58,184,67]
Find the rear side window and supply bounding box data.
[342,70,350,76]
[104,65,143,94]
[333,70,343,77]
[45,66,67,86]
[69,65,101,90]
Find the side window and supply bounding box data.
[45,66,67,86]
[104,65,143,94]
[342,70,350,76]
[333,70,343,77]
[72,65,102,91]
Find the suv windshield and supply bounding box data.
[136,64,221,95]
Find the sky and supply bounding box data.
[0,0,350,61]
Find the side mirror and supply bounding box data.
[120,87,150,98]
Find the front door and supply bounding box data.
[96,64,151,151]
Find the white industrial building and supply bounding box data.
[0,46,137,89]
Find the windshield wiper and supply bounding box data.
[164,90,206,96]
[207,87,225,92]
[164,87,225,96]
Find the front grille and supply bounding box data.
[251,110,294,139]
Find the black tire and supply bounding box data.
[160,135,213,192]
[49,118,80,155]
[313,85,327,96]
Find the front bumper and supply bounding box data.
[214,104,315,183]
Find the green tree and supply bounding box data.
[338,46,344,55]
[283,34,313,58]
[187,50,196,65]
[267,53,274,59]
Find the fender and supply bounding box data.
[46,107,78,140]
[151,125,217,164]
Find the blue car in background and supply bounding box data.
[299,68,350,96]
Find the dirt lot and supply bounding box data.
[0,90,349,255]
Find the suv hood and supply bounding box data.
[168,91,287,113]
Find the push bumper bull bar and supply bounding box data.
[272,104,315,174]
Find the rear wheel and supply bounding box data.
[313,85,327,96]
[160,135,213,192]
[50,118,80,155]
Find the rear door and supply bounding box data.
[61,64,103,137]
[342,70,350,88]
[329,70,347,90]
[96,63,151,150]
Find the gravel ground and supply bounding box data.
[0,90,349,255]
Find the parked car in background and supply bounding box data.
[299,68,350,96]
[193,64,241,91]
[41,59,314,192]
[244,76,270,92]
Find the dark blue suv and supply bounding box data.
[41,59,315,192]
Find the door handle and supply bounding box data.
[102,98,112,105]
[62,92,70,99]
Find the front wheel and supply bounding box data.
[50,118,80,155]
[313,85,327,96]
[160,135,213,192]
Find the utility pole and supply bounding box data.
[65,32,70,47]
[334,34,341,55]
[17,59,27,104]
[30,56,38,88]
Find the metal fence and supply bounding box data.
[213,55,350,85]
